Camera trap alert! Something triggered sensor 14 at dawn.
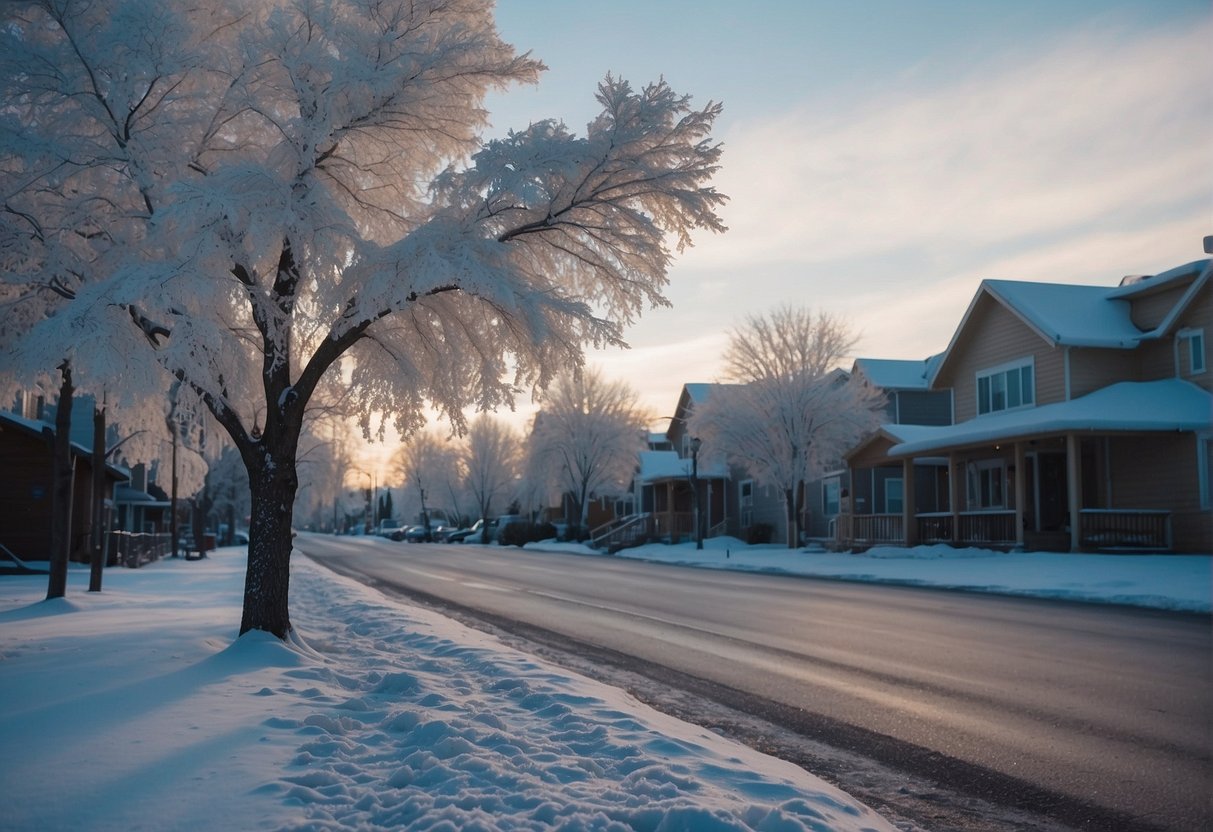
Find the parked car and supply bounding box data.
[492,515,524,543]
[446,519,484,543]
[378,519,407,540]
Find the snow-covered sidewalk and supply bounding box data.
[528,538,1212,613]
[0,549,896,832]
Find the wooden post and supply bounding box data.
[902,457,917,547]
[1066,433,1082,552]
[1014,441,1027,550]
[949,451,960,545]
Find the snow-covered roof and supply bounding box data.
[0,410,129,479]
[882,379,1212,457]
[636,450,728,483]
[1107,259,1209,299]
[982,281,1142,348]
[114,484,168,506]
[853,357,935,390]
[682,383,716,405]
[929,260,1213,388]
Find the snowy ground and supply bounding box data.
[2,542,1206,832]
[529,538,1212,613]
[0,548,896,832]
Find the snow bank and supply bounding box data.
[525,537,1211,612]
[0,550,895,832]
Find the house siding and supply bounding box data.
[938,296,1064,422]
[1128,283,1190,330]
[1174,283,1212,390]
[895,390,952,425]
[1107,433,1210,552]
[1069,347,1139,398]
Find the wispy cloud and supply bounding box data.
[682,19,1210,273]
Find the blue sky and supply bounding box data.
[480,1,1211,423]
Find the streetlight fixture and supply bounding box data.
[690,436,703,550]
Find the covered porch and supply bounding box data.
[592,450,728,550]
[837,380,1211,553]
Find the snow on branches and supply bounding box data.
[0,0,725,636]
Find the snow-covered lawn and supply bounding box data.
[528,538,1212,613]
[0,549,896,832]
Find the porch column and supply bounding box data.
[949,451,960,545]
[666,480,676,544]
[1014,441,1026,549]
[1066,433,1082,552]
[902,457,917,547]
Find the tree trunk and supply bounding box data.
[46,362,74,600]
[88,402,106,593]
[240,449,299,638]
[169,410,179,557]
[784,486,798,550]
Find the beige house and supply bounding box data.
[841,258,1212,553]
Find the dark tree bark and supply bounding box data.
[783,486,799,550]
[46,361,74,600]
[239,432,300,638]
[169,409,179,557]
[88,402,106,592]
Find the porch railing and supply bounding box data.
[107,532,172,568]
[654,511,696,541]
[836,513,903,546]
[916,512,952,544]
[957,510,1016,545]
[590,514,653,552]
[1080,509,1172,551]
[838,510,1016,548]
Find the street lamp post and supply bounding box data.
[354,469,372,533]
[690,436,703,550]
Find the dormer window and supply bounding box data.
[977,358,1034,416]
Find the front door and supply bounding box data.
[1036,452,1067,531]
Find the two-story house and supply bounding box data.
[841,258,1212,553]
[811,355,952,544]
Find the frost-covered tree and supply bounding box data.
[0,0,724,637]
[528,368,647,535]
[463,415,519,525]
[691,308,885,547]
[395,431,462,537]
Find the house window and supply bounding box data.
[1180,329,1206,375]
[885,478,904,514]
[822,478,840,517]
[739,479,754,528]
[977,359,1034,416]
[966,460,1005,509]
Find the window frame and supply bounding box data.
[1181,328,1206,375]
[822,478,841,517]
[976,357,1035,416]
[739,479,754,528]
[966,459,1006,509]
[885,477,904,514]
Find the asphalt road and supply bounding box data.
[297,534,1212,831]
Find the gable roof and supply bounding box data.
[853,356,940,390]
[930,259,1213,387]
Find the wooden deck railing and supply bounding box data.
[916,512,952,543]
[838,507,1173,552]
[108,532,172,568]
[957,510,1017,544]
[1080,509,1171,551]
[835,513,903,546]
